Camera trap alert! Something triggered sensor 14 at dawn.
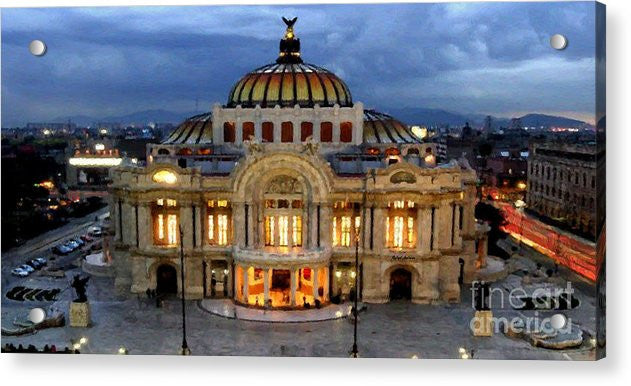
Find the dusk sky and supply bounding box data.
[1,2,598,127]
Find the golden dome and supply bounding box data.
[227,17,352,108]
[227,63,352,108]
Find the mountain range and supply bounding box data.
[52,108,590,129]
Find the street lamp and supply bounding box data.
[350,213,360,358]
[350,169,373,358]
[178,225,191,355]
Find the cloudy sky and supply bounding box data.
[1,2,598,127]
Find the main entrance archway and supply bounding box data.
[389,268,412,300]
[156,264,177,295]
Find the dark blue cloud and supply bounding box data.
[1,2,597,127]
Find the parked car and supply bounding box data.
[11,268,29,277]
[80,234,94,242]
[72,237,85,246]
[65,240,80,250]
[88,226,103,237]
[18,264,35,273]
[53,244,72,255]
[27,259,43,269]
[35,257,47,265]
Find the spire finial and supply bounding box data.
[277,17,302,64]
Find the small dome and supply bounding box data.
[162,112,213,144]
[227,63,352,108]
[363,110,423,144]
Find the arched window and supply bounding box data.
[262,122,274,143]
[332,201,361,248]
[320,122,333,143]
[263,176,304,247]
[242,122,255,141]
[340,121,353,143]
[385,200,417,249]
[281,122,293,143]
[223,122,236,143]
[152,199,179,247]
[157,148,170,156]
[207,200,232,246]
[300,122,313,142]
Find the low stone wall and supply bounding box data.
[82,260,115,277]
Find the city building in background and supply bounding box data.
[526,140,604,239]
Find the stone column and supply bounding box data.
[417,207,431,254]
[233,202,245,248]
[226,265,233,297]
[373,206,386,254]
[312,267,319,301]
[293,120,300,144]
[322,267,329,300]
[319,204,332,247]
[290,268,298,306]
[242,266,249,303]
[263,268,270,305]
[138,203,151,249]
[331,263,338,296]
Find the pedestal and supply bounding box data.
[69,302,91,327]
[471,310,493,337]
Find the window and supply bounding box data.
[223,122,235,143]
[332,201,361,247]
[263,177,303,248]
[340,122,353,143]
[207,200,231,246]
[281,122,293,143]
[242,122,255,141]
[153,199,178,246]
[265,216,275,246]
[320,122,333,142]
[262,122,274,143]
[301,122,313,142]
[278,216,289,246]
[386,200,416,249]
[264,199,303,247]
[292,216,302,246]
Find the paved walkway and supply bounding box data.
[199,299,360,322]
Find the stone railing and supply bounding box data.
[233,246,331,267]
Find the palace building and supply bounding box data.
[109,19,488,308]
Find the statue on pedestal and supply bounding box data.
[71,275,90,303]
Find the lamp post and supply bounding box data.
[179,225,191,355]
[351,214,360,358]
[350,169,373,358]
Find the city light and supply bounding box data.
[94,143,105,151]
[69,157,123,166]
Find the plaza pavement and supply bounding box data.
[1,260,597,359]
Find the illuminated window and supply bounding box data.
[167,214,178,245]
[393,216,404,248]
[386,201,417,249]
[158,214,165,240]
[208,215,214,241]
[340,122,353,142]
[152,170,177,184]
[265,216,275,246]
[332,217,339,246]
[207,200,231,246]
[292,216,302,247]
[153,199,178,246]
[278,216,289,246]
[341,216,352,247]
[217,214,228,245]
